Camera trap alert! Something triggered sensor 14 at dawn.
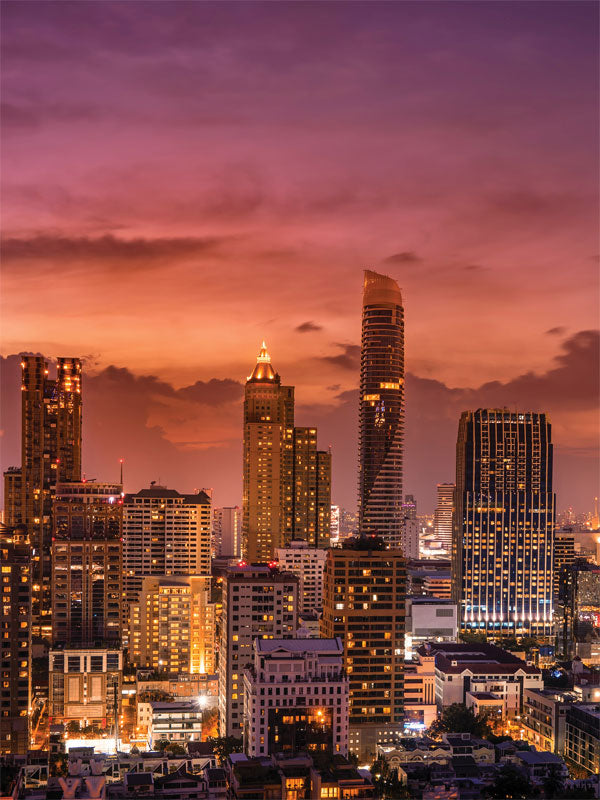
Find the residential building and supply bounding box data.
[330,505,340,544]
[148,700,202,747]
[275,540,327,614]
[553,530,576,599]
[212,507,242,558]
[402,495,417,519]
[321,534,406,760]
[48,647,122,728]
[418,642,542,716]
[12,356,82,632]
[433,484,454,556]
[514,751,569,786]
[403,650,437,732]
[453,409,555,639]
[242,344,330,560]
[243,638,348,757]
[564,703,600,775]
[401,518,420,560]
[522,688,581,754]
[558,560,600,657]
[2,468,22,527]
[0,527,31,754]
[404,597,457,658]
[123,487,211,617]
[407,559,452,598]
[51,482,123,647]
[218,565,299,738]
[358,270,404,547]
[129,575,215,675]
[423,573,452,600]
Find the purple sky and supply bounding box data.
[1,1,598,512]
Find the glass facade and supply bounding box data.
[453,409,555,638]
[358,271,404,547]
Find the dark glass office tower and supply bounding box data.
[358,270,404,547]
[453,409,555,639]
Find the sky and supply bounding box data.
[1,1,598,513]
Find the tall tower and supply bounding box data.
[358,270,404,547]
[19,355,82,631]
[434,483,455,556]
[243,343,294,561]
[453,409,555,639]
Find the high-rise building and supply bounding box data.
[212,506,242,558]
[553,530,576,600]
[358,271,404,547]
[275,539,327,614]
[321,535,406,761]
[13,356,82,630]
[51,482,123,647]
[242,344,330,560]
[558,560,600,656]
[129,575,214,675]
[402,495,417,519]
[122,486,211,613]
[243,638,349,757]
[3,467,22,526]
[0,524,31,754]
[401,518,420,560]
[433,484,455,556]
[453,409,555,639]
[218,565,299,738]
[330,505,340,544]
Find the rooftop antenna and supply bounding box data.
[119,459,124,486]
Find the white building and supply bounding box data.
[401,518,420,560]
[123,487,211,617]
[405,597,458,658]
[212,506,242,558]
[49,648,122,727]
[148,700,202,746]
[275,539,327,614]
[330,505,340,545]
[243,638,348,757]
[418,642,542,717]
[218,565,299,738]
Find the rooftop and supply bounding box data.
[255,638,343,655]
[124,487,210,503]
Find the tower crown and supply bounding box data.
[248,342,278,382]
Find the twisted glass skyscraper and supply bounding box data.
[358,270,404,547]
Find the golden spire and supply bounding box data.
[247,342,277,382]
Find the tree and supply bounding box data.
[207,735,243,765]
[460,631,488,645]
[153,739,170,752]
[164,742,186,756]
[542,764,565,800]
[370,756,410,799]
[429,703,492,739]
[201,707,219,740]
[485,763,536,799]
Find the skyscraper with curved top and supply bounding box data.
[358,270,404,547]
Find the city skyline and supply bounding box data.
[1,1,598,514]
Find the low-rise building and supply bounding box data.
[564,703,600,775]
[514,751,570,785]
[148,700,202,747]
[405,597,457,659]
[522,688,581,754]
[418,642,542,716]
[403,649,437,733]
[466,691,505,724]
[243,638,348,757]
[49,648,122,728]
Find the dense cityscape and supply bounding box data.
[1,268,599,800]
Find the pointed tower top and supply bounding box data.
[248,342,278,382]
[363,269,403,307]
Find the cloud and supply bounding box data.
[383,251,421,265]
[546,326,567,336]
[1,234,231,267]
[320,344,361,370]
[296,321,322,333]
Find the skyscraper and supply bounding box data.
[358,270,404,547]
[242,344,331,560]
[321,535,406,761]
[122,486,211,615]
[51,482,123,647]
[434,483,455,556]
[212,506,242,558]
[453,409,555,639]
[0,524,31,754]
[15,356,82,631]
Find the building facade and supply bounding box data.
[453,409,555,639]
[404,597,457,659]
[11,356,82,631]
[212,507,242,558]
[433,484,454,557]
[51,482,123,647]
[275,540,327,615]
[123,487,211,613]
[243,638,348,757]
[0,528,31,754]
[320,535,406,760]
[49,648,122,728]
[148,700,202,746]
[129,575,215,675]
[564,704,600,775]
[358,270,404,547]
[242,345,330,561]
[218,565,298,739]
